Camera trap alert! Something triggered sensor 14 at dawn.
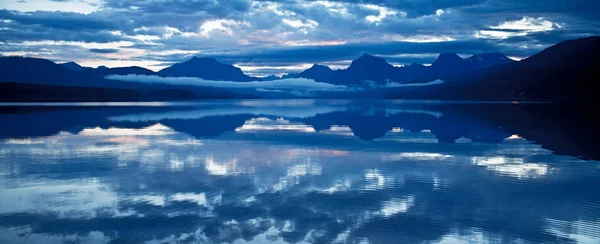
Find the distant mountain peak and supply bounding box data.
[350,54,391,68]
[356,53,384,61]
[468,53,511,60]
[158,56,253,81]
[309,63,332,70]
[432,53,463,66]
[60,61,85,71]
[298,63,335,82]
[63,61,80,66]
[430,52,470,75]
[466,53,514,69]
[188,56,219,63]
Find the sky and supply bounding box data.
[1,0,599,76]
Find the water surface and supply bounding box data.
[0,100,598,244]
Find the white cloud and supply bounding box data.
[380,196,415,216]
[0,0,102,14]
[491,17,556,31]
[476,17,561,39]
[362,4,398,24]
[255,1,297,17]
[79,124,174,136]
[200,19,250,38]
[234,117,316,133]
[282,19,318,29]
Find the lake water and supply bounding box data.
[0,100,599,244]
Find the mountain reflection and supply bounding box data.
[0,100,599,243]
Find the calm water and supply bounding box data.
[0,100,599,244]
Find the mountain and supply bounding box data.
[5,36,597,102]
[297,64,335,83]
[83,66,156,76]
[0,57,81,86]
[291,52,514,86]
[59,61,87,71]
[389,36,600,102]
[430,52,514,75]
[0,56,256,101]
[466,53,514,70]
[60,61,156,77]
[258,75,281,81]
[431,52,471,75]
[293,54,400,86]
[0,57,155,86]
[340,54,399,84]
[158,57,255,81]
[518,36,600,68]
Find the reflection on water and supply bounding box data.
[0,100,599,244]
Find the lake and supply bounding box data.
[0,100,598,244]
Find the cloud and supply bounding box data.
[1,106,597,243]
[476,17,562,39]
[0,9,118,31]
[1,0,599,75]
[105,74,351,91]
[89,48,119,53]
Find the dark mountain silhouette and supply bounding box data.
[0,56,256,101]
[84,66,156,76]
[389,36,600,102]
[291,54,401,85]
[281,72,301,79]
[518,36,599,68]
[466,53,514,70]
[339,54,399,84]
[394,62,435,83]
[431,52,471,75]
[59,61,88,71]
[290,53,514,86]
[3,36,598,102]
[158,57,255,81]
[258,75,282,81]
[60,61,156,77]
[0,57,82,86]
[452,36,600,102]
[297,64,335,83]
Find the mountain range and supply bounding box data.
[1,36,599,102]
[388,36,600,102]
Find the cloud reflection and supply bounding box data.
[235,118,317,133]
[0,112,599,243]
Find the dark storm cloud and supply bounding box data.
[103,0,252,15]
[0,27,123,43]
[0,9,117,31]
[89,48,118,53]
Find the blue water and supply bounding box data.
[0,100,598,244]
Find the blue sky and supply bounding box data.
[1,0,599,76]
